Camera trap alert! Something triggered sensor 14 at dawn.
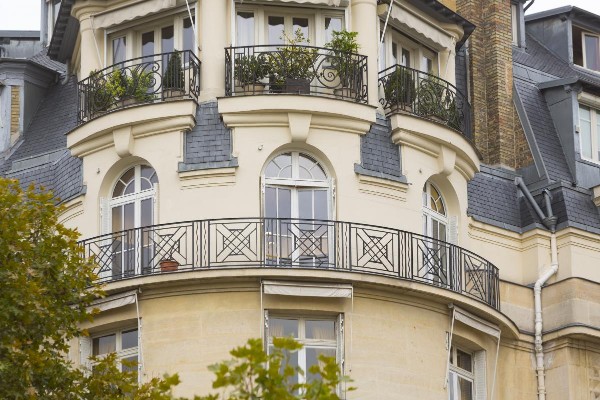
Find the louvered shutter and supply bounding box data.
[448,216,458,245]
[337,313,345,397]
[79,336,92,374]
[264,309,270,355]
[474,350,487,400]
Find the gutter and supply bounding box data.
[515,177,558,400]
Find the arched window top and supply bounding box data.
[422,181,446,216]
[265,152,327,181]
[112,165,158,198]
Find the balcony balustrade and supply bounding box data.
[224,45,368,103]
[378,65,472,139]
[77,50,201,123]
[80,217,500,310]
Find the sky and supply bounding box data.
[0,0,599,31]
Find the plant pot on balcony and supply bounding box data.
[334,87,356,100]
[160,259,179,272]
[284,78,311,94]
[163,88,185,100]
[242,82,266,94]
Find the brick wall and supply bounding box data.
[457,0,531,169]
[10,86,21,145]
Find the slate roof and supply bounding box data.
[29,49,66,74]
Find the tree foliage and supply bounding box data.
[0,178,179,399]
[197,337,353,400]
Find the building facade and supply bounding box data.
[1,0,600,399]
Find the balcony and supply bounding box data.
[378,65,472,139]
[80,217,500,310]
[224,45,368,104]
[77,50,201,123]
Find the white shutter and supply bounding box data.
[264,309,270,354]
[337,313,345,397]
[152,183,159,225]
[100,197,111,235]
[474,350,487,400]
[79,336,92,373]
[448,216,458,245]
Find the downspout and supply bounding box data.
[61,59,71,85]
[515,178,558,400]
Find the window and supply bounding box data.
[103,165,158,279]
[92,328,139,376]
[573,26,600,71]
[263,152,332,267]
[422,181,447,242]
[379,28,438,74]
[108,13,195,65]
[266,314,343,386]
[448,346,474,400]
[235,6,344,47]
[579,105,600,163]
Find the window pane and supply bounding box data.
[124,203,135,230]
[122,329,138,350]
[270,318,298,338]
[112,206,122,232]
[456,349,472,372]
[277,188,291,219]
[141,165,158,185]
[113,37,126,64]
[299,190,313,220]
[266,153,292,178]
[324,17,342,44]
[457,376,473,400]
[306,320,335,340]
[237,12,255,47]
[314,190,327,220]
[580,106,592,159]
[379,35,386,71]
[584,34,600,71]
[299,154,326,180]
[93,334,116,355]
[293,18,309,44]
[141,198,153,227]
[402,48,411,67]
[265,187,277,218]
[142,31,155,60]
[161,25,174,53]
[121,355,138,378]
[391,42,398,65]
[306,348,336,383]
[268,16,285,45]
[422,56,433,74]
[183,17,194,53]
[281,349,299,386]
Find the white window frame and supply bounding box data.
[264,312,344,389]
[511,4,518,46]
[422,181,448,240]
[90,327,140,379]
[234,5,344,47]
[448,346,475,400]
[380,27,438,75]
[578,104,600,164]
[582,32,600,71]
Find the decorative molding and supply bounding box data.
[288,112,312,142]
[356,173,408,201]
[179,167,237,189]
[57,195,85,225]
[593,185,600,207]
[113,126,133,158]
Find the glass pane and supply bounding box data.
[141,198,153,227]
[299,154,326,180]
[270,318,298,338]
[306,320,335,340]
[457,376,473,400]
[299,190,312,220]
[121,355,138,374]
[141,165,158,184]
[402,48,410,67]
[268,154,292,178]
[112,206,122,232]
[584,34,600,71]
[93,334,116,355]
[161,25,174,53]
[391,42,398,65]
[183,17,194,53]
[268,16,285,45]
[456,349,472,372]
[314,190,327,220]
[277,188,291,219]
[114,168,135,197]
[422,56,433,74]
[124,203,135,230]
[379,35,386,70]
[324,17,342,44]
[265,187,277,218]
[237,12,255,47]
[122,329,138,349]
[580,106,592,159]
[142,31,155,61]
[306,348,336,383]
[293,18,309,44]
[113,37,126,64]
[281,349,299,386]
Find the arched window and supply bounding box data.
[103,165,158,279]
[262,152,332,266]
[422,181,447,242]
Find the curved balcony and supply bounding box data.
[224,45,368,103]
[378,65,472,139]
[77,50,201,123]
[80,217,500,310]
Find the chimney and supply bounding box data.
[457,0,522,169]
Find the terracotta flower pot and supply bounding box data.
[160,259,179,272]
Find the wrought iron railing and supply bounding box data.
[80,217,500,309]
[77,50,201,123]
[225,45,368,103]
[378,65,472,139]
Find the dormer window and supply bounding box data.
[573,26,600,72]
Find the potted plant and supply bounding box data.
[325,30,360,99]
[163,50,185,99]
[384,66,415,112]
[235,53,270,94]
[417,75,452,122]
[87,70,112,115]
[268,29,317,94]
[159,256,179,272]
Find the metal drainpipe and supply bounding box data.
[515,178,558,400]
